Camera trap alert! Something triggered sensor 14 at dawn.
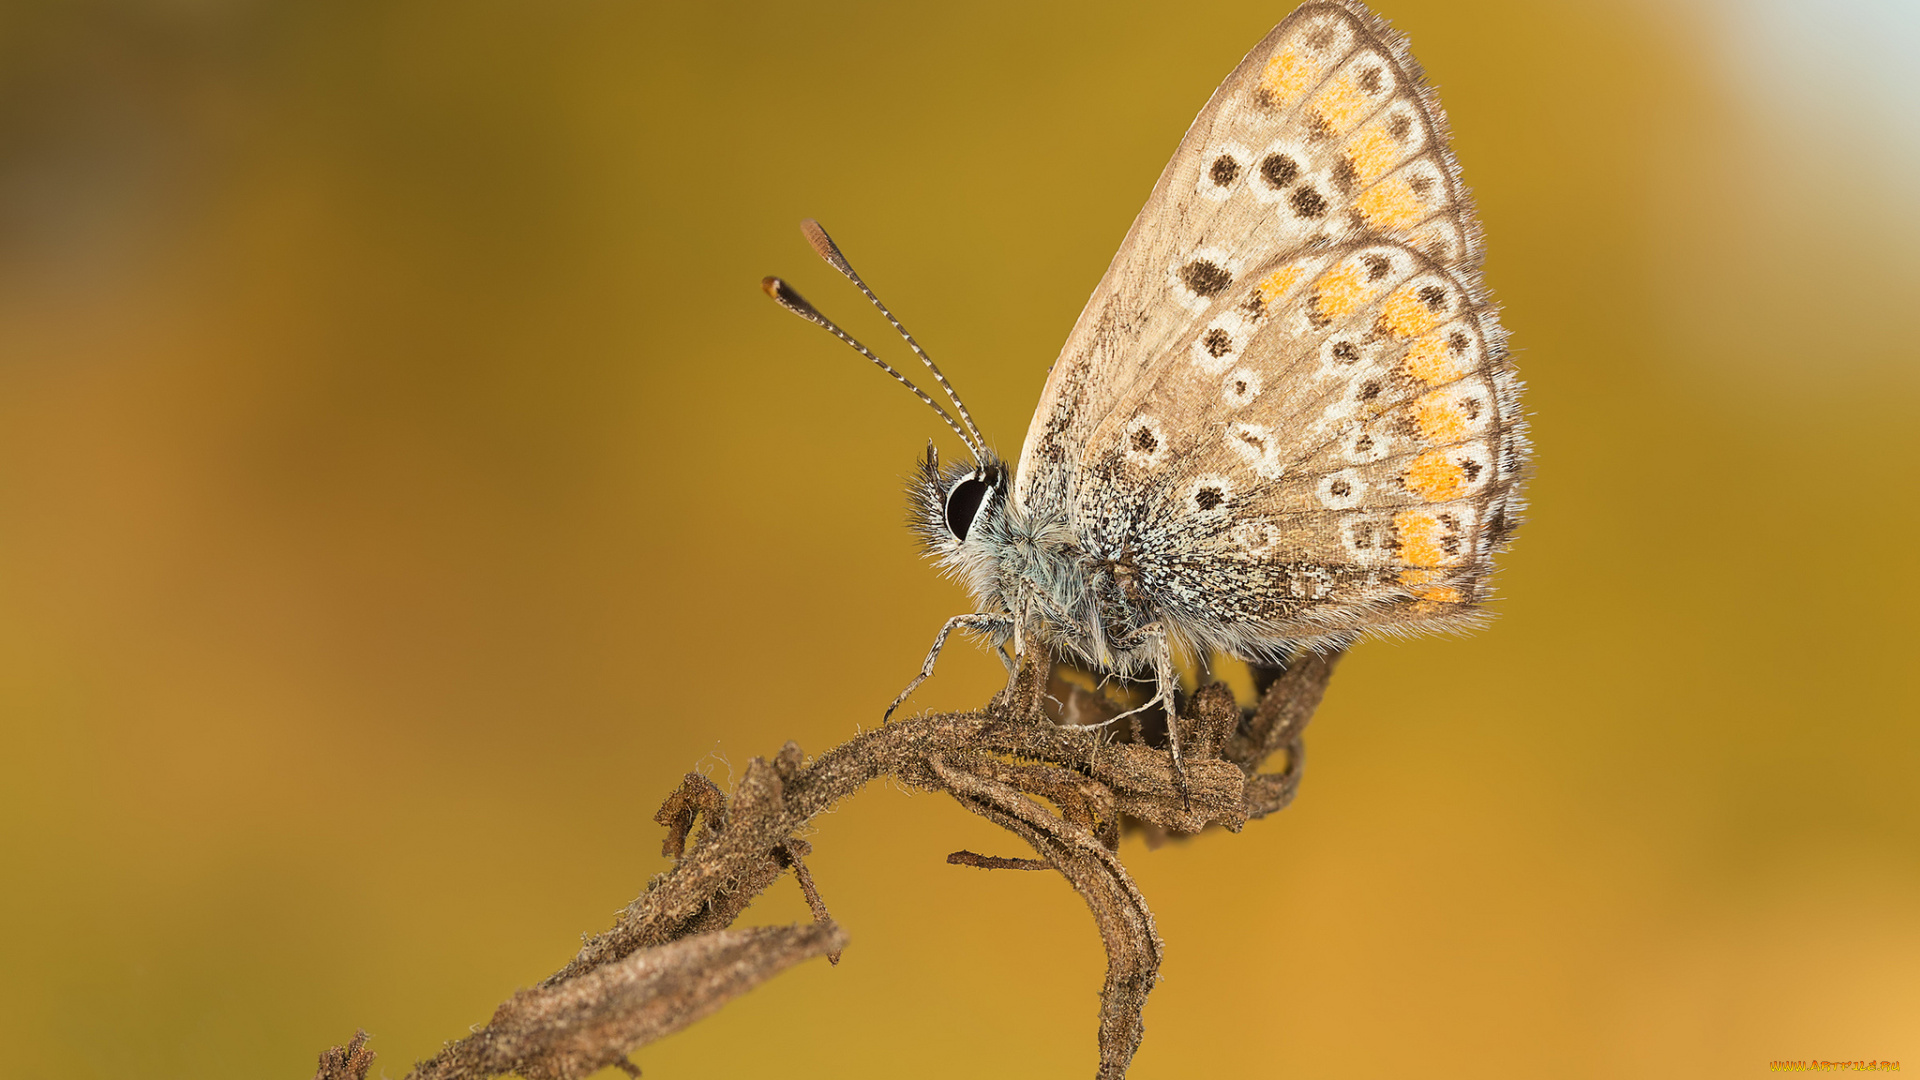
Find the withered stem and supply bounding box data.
[946,849,1051,871]
[337,647,1341,1080]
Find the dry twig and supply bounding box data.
[312,1030,375,1080]
[947,849,1050,871]
[343,646,1341,1080]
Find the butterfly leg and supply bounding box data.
[884,613,1013,722]
[1094,626,1189,805]
[1141,627,1191,808]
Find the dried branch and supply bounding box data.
[947,849,1051,870]
[776,839,841,964]
[360,645,1342,1080]
[313,1030,375,1080]
[407,924,847,1080]
[928,753,1162,1079]
[1231,650,1342,819]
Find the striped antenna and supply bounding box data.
[760,275,980,453]
[797,219,988,452]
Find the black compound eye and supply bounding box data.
[944,477,990,541]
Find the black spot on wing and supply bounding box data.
[1180,259,1233,297]
[1260,153,1298,189]
[1291,186,1327,218]
[1332,157,1356,194]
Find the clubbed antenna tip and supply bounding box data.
[761,276,821,320]
[759,267,979,452]
[780,219,988,454]
[799,219,852,276]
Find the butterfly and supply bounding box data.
[763,0,1528,772]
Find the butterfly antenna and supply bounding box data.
[798,219,988,453]
[760,275,978,452]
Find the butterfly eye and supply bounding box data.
[944,477,991,541]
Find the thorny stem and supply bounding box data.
[318,647,1341,1080]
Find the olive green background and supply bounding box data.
[2,1,1916,1077]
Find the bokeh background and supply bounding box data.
[3,0,1917,1076]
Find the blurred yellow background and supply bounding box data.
[2,1,1916,1077]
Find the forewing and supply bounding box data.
[1016,0,1484,513]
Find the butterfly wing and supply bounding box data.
[1014,0,1526,654]
[1080,240,1523,656]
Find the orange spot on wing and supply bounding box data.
[1393,509,1447,567]
[1355,176,1427,230]
[1312,262,1369,320]
[1257,266,1304,307]
[1261,47,1318,107]
[1397,568,1463,604]
[1345,125,1401,185]
[1403,450,1467,501]
[1414,393,1469,443]
[1313,74,1372,133]
[1379,282,1445,338]
[1403,331,1468,384]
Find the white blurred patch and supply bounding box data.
[1705,0,1920,166]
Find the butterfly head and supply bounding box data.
[910,442,1011,570]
